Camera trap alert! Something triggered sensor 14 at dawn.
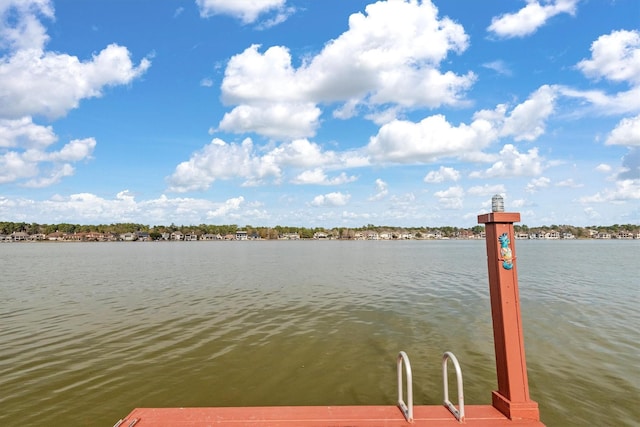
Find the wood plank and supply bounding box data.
[116,405,545,426]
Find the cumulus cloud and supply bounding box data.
[488,0,579,38]
[467,184,506,196]
[558,30,640,117]
[424,166,460,183]
[218,0,474,139]
[576,30,640,85]
[0,43,151,120]
[525,176,551,193]
[310,192,350,207]
[0,115,95,186]
[433,186,464,209]
[207,196,245,217]
[166,138,281,192]
[606,114,640,147]
[291,169,357,185]
[500,85,556,141]
[0,117,57,149]
[218,101,321,138]
[579,179,640,203]
[0,0,149,188]
[195,0,290,25]
[369,178,388,201]
[0,0,54,51]
[367,114,495,163]
[0,190,264,224]
[470,144,545,178]
[619,148,640,180]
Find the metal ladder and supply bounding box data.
[396,350,465,423]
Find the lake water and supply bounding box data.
[1,239,638,426]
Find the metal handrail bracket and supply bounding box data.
[442,351,465,422]
[397,351,414,422]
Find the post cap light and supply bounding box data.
[491,194,504,212]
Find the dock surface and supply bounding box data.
[117,404,545,426]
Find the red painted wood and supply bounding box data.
[117,405,545,426]
[478,212,540,421]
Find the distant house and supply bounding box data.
[184,233,198,241]
[235,231,248,240]
[135,232,150,241]
[170,231,184,241]
[120,232,137,241]
[280,232,300,240]
[11,232,29,241]
[201,233,222,241]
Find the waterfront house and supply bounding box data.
[201,233,223,241]
[11,232,29,241]
[120,232,137,241]
[235,231,248,240]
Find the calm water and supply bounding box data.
[1,240,638,426]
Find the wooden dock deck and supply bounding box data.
[117,404,545,426]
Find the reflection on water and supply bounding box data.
[1,240,638,426]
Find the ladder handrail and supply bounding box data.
[442,351,465,422]
[397,351,414,422]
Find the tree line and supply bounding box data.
[1,221,638,240]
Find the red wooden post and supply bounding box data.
[478,198,540,421]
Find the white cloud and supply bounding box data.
[195,0,289,24]
[367,114,495,163]
[1,191,255,225]
[49,138,96,162]
[424,166,460,183]
[595,164,612,173]
[579,179,640,203]
[0,117,56,149]
[488,0,579,38]
[556,178,582,188]
[0,44,151,120]
[291,169,357,185]
[606,114,640,146]
[525,176,551,193]
[369,178,388,201]
[218,0,475,139]
[200,78,213,87]
[207,196,244,217]
[0,0,54,51]
[310,192,350,207]
[166,138,281,192]
[218,102,321,139]
[576,30,640,85]
[482,60,512,76]
[467,184,506,196]
[0,130,95,186]
[500,85,556,141]
[433,186,464,209]
[0,1,150,120]
[470,144,544,178]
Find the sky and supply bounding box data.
[0,0,639,228]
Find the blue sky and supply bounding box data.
[1,0,638,228]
